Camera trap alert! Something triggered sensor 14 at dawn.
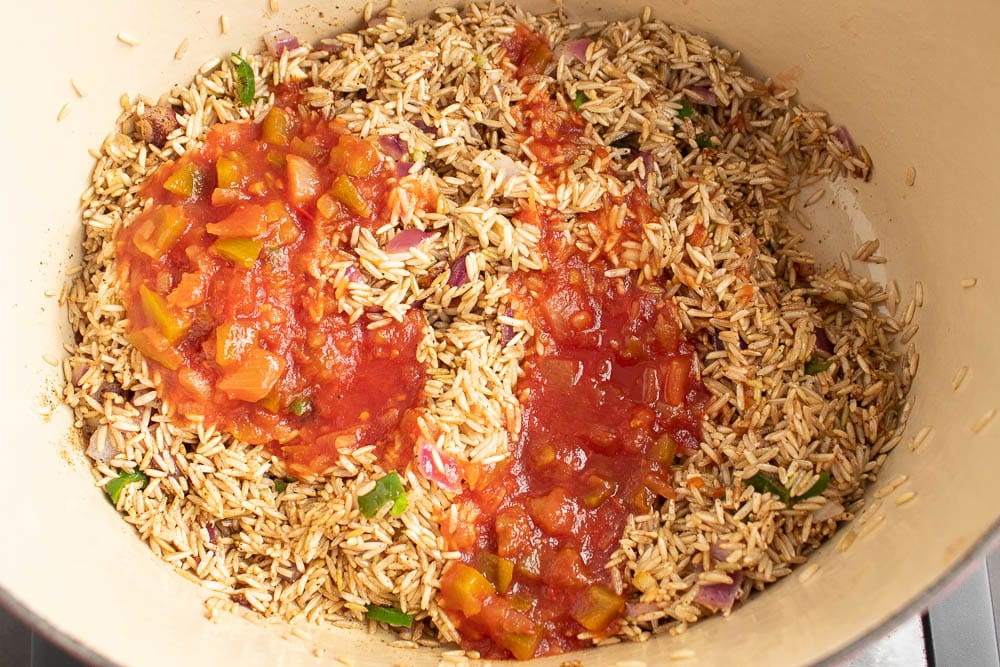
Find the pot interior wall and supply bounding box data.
[1,1,998,665]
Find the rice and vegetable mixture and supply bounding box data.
[64,1,911,659]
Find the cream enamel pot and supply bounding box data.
[2,1,999,665]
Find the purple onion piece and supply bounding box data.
[564,38,592,63]
[687,85,718,106]
[710,331,724,352]
[367,14,388,28]
[815,327,835,355]
[344,264,366,284]
[385,228,434,252]
[263,29,300,57]
[693,571,744,613]
[709,543,730,561]
[395,161,414,178]
[626,601,660,617]
[832,125,856,152]
[630,150,654,188]
[413,119,438,138]
[379,134,408,161]
[206,522,217,545]
[501,308,515,345]
[447,253,470,287]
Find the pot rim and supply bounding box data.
[3,515,998,667]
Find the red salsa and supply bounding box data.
[116,107,432,475]
[437,27,709,659]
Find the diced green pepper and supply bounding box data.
[572,91,587,110]
[749,470,831,504]
[748,472,790,503]
[216,153,245,188]
[262,107,293,146]
[696,133,715,149]
[797,471,831,500]
[365,604,414,627]
[677,99,695,119]
[804,354,834,375]
[213,237,262,268]
[106,469,149,504]
[232,54,255,107]
[138,285,189,343]
[572,584,625,632]
[288,397,311,416]
[163,163,199,197]
[132,206,188,258]
[274,478,289,493]
[358,472,408,518]
[330,174,371,217]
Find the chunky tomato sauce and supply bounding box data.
[437,27,709,659]
[440,251,708,658]
[116,107,431,475]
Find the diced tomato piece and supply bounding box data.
[216,347,285,402]
[664,356,689,406]
[168,271,207,308]
[494,506,536,558]
[526,486,579,537]
[214,321,257,366]
[330,135,381,178]
[206,204,268,238]
[286,154,320,205]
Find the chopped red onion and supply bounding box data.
[693,571,743,613]
[447,253,470,287]
[206,522,217,545]
[413,119,438,137]
[630,149,654,188]
[263,29,300,57]
[86,425,115,463]
[815,327,835,355]
[385,228,434,252]
[395,161,414,178]
[832,125,856,152]
[344,264,366,284]
[709,543,731,562]
[367,14,388,28]
[812,500,844,522]
[710,332,724,352]
[626,601,660,617]
[418,440,462,492]
[488,153,523,180]
[379,134,408,161]
[501,308,515,345]
[687,85,718,106]
[564,38,592,63]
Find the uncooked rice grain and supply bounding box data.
[64,2,913,654]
